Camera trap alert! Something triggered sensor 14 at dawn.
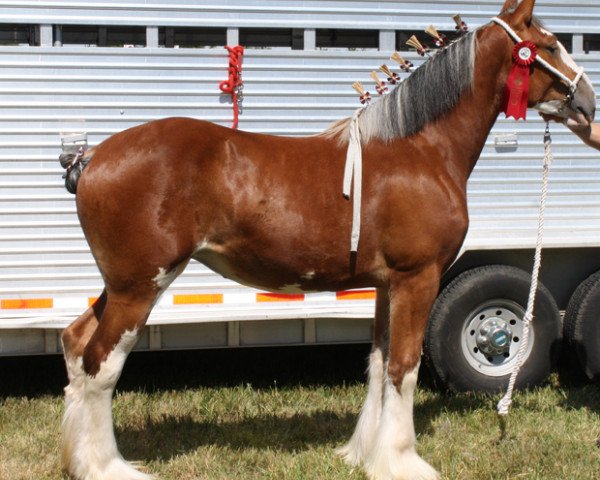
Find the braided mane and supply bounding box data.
[322,31,476,143]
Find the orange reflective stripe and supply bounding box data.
[88,297,98,307]
[173,294,224,305]
[256,293,305,302]
[336,290,376,301]
[1,298,53,309]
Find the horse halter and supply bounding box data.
[491,16,584,102]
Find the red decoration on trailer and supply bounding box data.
[219,45,244,129]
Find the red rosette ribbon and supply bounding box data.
[500,41,537,120]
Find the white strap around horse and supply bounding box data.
[343,108,364,252]
[491,17,584,95]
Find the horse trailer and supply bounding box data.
[0,0,599,391]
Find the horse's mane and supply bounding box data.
[320,30,476,144]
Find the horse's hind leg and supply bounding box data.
[61,290,106,470]
[61,288,156,480]
[337,287,388,466]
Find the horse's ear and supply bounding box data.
[511,0,536,26]
[500,0,518,12]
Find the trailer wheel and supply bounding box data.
[564,270,600,381]
[424,265,561,392]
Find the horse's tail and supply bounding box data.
[59,148,90,194]
[59,134,90,194]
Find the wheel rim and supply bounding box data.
[460,299,534,377]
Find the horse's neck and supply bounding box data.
[421,27,509,184]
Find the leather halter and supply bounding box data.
[491,16,584,102]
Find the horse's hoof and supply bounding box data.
[336,443,363,467]
[365,448,439,480]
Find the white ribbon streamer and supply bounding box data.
[343,108,364,252]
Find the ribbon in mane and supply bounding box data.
[500,41,537,120]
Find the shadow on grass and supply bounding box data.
[0,344,371,399]
[111,367,496,464]
[556,354,600,413]
[113,386,503,464]
[115,390,497,463]
[3,342,597,462]
[117,410,358,461]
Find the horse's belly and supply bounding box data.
[192,241,348,293]
[191,240,322,293]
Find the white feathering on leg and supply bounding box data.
[62,330,152,480]
[337,348,384,466]
[364,364,439,480]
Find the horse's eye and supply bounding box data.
[547,44,558,54]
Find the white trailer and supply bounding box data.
[0,1,599,390]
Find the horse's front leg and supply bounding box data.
[337,287,388,465]
[364,266,441,480]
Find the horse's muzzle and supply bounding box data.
[570,77,596,124]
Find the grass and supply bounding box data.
[0,345,599,479]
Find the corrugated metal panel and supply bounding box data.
[2,1,600,33]
[0,46,392,328]
[0,2,600,334]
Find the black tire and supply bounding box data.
[424,265,562,392]
[563,270,600,381]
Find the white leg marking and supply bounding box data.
[364,364,439,480]
[153,265,182,292]
[301,271,316,281]
[62,330,152,480]
[337,348,384,466]
[152,262,188,308]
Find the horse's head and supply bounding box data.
[496,0,596,126]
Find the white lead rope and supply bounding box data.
[343,108,364,252]
[497,123,553,416]
[492,14,571,416]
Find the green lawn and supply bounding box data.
[0,346,598,479]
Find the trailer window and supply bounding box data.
[61,25,146,47]
[556,34,572,53]
[316,29,378,50]
[160,27,226,48]
[239,28,296,49]
[0,24,39,46]
[105,26,145,47]
[584,34,600,53]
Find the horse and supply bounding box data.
[57,1,595,479]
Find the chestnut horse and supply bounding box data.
[58,1,595,479]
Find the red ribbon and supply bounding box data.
[376,83,388,95]
[387,73,401,85]
[500,41,537,121]
[219,45,244,129]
